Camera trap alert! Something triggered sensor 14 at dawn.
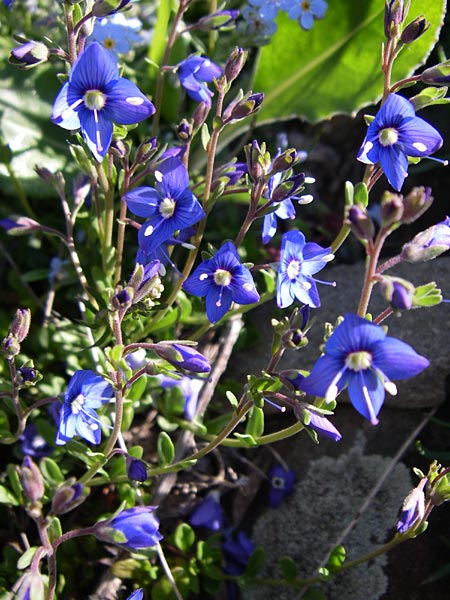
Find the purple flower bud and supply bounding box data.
[381,190,404,227]
[176,119,193,142]
[196,9,239,31]
[9,308,31,342]
[401,216,450,262]
[224,47,248,83]
[397,478,426,533]
[346,205,375,242]
[384,0,405,38]
[294,404,342,442]
[155,344,211,373]
[125,349,147,371]
[9,41,49,69]
[17,366,37,384]
[226,92,264,122]
[421,60,450,85]
[94,506,163,549]
[11,571,45,600]
[92,0,132,17]
[0,216,40,235]
[51,483,85,515]
[401,16,429,44]
[402,186,433,224]
[189,492,223,531]
[134,137,158,165]
[20,456,44,504]
[126,456,148,482]
[110,287,134,310]
[267,465,295,508]
[391,281,413,310]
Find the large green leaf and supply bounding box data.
[254,0,446,123]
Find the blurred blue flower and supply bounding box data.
[357,93,443,191]
[268,465,295,508]
[126,590,143,600]
[189,492,223,531]
[87,12,142,57]
[301,314,429,424]
[52,42,155,162]
[276,230,334,309]
[241,1,279,42]
[20,424,53,458]
[176,55,222,104]
[183,241,260,323]
[223,530,254,575]
[124,157,205,255]
[55,370,114,445]
[160,375,204,420]
[94,506,163,549]
[281,0,328,30]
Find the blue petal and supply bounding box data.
[326,314,386,356]
[75,407,102,444]
[398,117,443,157]
[205,285,232,323]
[372,337,429,380]
[70,42,119,91]
[274,198,296,220]
[229,270,259,305]
[79,109,113,161]
[55,405,76,445]
[376,94,415,128]
[347,370,384,424]
[378,145,408,191]
[124,187,160,217]
[300,355,346,398]
[137,217,173,253]
[81,377,113,408]
[105,78,155,124]
[183,263,215,297]
[156,157,190,195]
[51,82,82,130]
[276,274,295,308]
[262,213,277,243]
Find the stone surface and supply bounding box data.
[231,256,450,408]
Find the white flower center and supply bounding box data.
[345,351,372,372]
[287,259,301,280]
[379,127,399,147]
[71,393,85,415]
[271,476,286,490]
[83,89,107,111]
[214,269,232,287]
[159,197,176,218]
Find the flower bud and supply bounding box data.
[270,148,299,174]
[401,217,450,262]
[271,172,306,203]
[191,101,211,129]
[134,137,158,165]
[131,260,162,304]
[225,92,264,122]
[11,571,45,600]
[51,482,85,515]
[9,41,49,70]
[402,186,433,223]
[9,308,31,342]
[380,276,414,310]
[381,190,404,227]
[110,287,134,311]
[20,456,44,504]
[401,16,429,44]
[196,10,239,31]
[224,47,248,83]
[92,0,132,17]
[429,470,450,506]
[397,477,426,533]
[155,343,211,373]
[346,205,375,242]
[421,60,450,85]
[126,456,148,482]
[245,140,271,181]
[384,0,405,38]
[176,119,193,142]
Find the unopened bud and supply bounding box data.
[20,456,44,504]
[196,10,239,32]
[10,308,31,343]
[381,190,404,227]
[126,456,148,482]
[225,92,264,122]
[245,140,271,181]
[380,276,414,310]
[421,60,450,86]
[134,137,158,165]
[192,101,211,129]
[154,343,211,373]
[346,205,375,242]
[402,186,433,223]
[92,0,132,17]
[176,119,193,142]
[401,16,429,44]
[110,287,134,311]
[9,41,49,70]
[51,482,85,515]
[224,47,248,83]
[401,217,450,263]
[384,0,405,38]
[270,149,299,174]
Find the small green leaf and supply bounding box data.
[17,546,39,570]
[327,544,346,569]
[226,390,239,408]
[354,182,368,207]
[317,566,332,581]
[411,86,450,111]
[40,457,64,486]
[245,547,266,577]
[232,433,258,446]
[245,406,264,438]
[279,556,298,580]
[0,410,11,436]
[157,431,175,466]
[0,484,20,506]
[201,123,210,151]
[174,522,195,552]
[47,516,62,544]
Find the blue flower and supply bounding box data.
[397,478,426,534]
[281,0,328,30]
[126,591,143,600]
[357,93,443,191]
[124,157,205,255]
[176,55,222,104]
[154,343,211,373]
[276,230,334,309]
[94,506,163,549]
[189,492,223,531]
[241,1,279,42]
[294,402,342,442]
[52,42,155,162]
[160,375,204,420]
[126,456,148,482]
[223,530,254,575]
[20,424,53,458]
[300,314,429,424]
[183,241,260,323]
[55,370,114,445]
[87,12,142,57]
[268,465,295,508]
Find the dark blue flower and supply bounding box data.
[397,478,426,533]
[124,157,205,255]
[223,530,254,575]
[301,314,429,424]
[55,370,114,445]
[268,465,295,508]
[126,456,148,482]
[183,241,260,323]
[177,55,222,104]
[94,506,163,549]
[189,492,223,531]
[52,42,155,162]
[357,93,443,191]
[276,230,334,309]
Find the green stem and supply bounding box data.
[5,163,37,220]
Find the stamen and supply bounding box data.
[263,396,286,412]
[361,385,379,425]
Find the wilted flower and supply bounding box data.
[276,230,334,309]
[52,42,154,161]
[124,157,205,255]
[176,55,222,104]
[55,370,114,445]
[183,241,260,323]
[189,492,223,531]
[267,465,295,508]
[301,314,429,424]
[357,93,443,191]
[94,506,163,549]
